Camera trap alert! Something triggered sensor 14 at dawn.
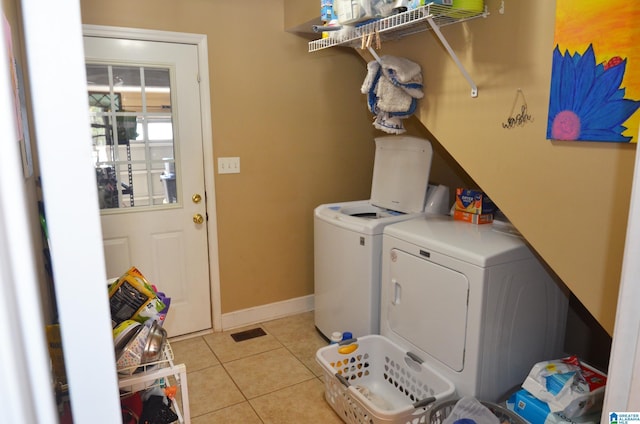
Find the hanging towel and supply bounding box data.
[361,60,381,95]
[361,55,423,134]
[362,61,382,114]
[360,56,424,96]
[373,113,406,135]
[379,55,424,99]
[375,76,415,114]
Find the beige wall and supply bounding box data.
[79,0,426,315]
[80,0,470,317]
[367,0,630,335]
[80,0,625,335]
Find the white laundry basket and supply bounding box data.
[316,335,455,424]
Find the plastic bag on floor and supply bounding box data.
[442,397,500,424]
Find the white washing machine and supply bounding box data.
[380,216,568,402]
[314,135,447,340]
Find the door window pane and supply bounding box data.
[87,64,177,209]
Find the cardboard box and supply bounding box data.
[507,389,601,424]
[455,188,496,214]
[453,210,493,224]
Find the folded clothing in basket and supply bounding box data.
[355,385,394,411]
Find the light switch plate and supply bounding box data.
[218,157,240,174]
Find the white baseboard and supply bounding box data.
[220,295,315,331]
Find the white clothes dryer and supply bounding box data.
[380,216,568,402]
[314,135,442,340]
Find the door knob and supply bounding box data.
[192,193,202,204]
[193,213,204,224]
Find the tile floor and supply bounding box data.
[169,311,345,424]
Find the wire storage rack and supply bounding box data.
[308,3,486,52]
[118,341,191,423]
[308,2,488,97]
[117,339,175,379]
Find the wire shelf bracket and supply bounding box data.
[425,15,478,98]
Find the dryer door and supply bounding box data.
[386,248,469,372]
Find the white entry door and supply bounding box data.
[83,35,212,337]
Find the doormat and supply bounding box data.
[230,327,267,342]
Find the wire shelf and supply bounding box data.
[117,339,175,377]
[309,3,486,52]
[116,341,190,423]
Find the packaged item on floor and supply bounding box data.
[455,188,496,214]
[521,355,607,418]
[507,389,602,424]
[109,267,166,327]
[453,209,494,224]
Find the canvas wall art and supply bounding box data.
[547,1,640,143]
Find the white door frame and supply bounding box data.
[83,24,222,333]
[0,16,61,421]
[602,128,640,417]
[19,2,121,422]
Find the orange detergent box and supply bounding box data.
[455,188,496,214]
[454,209,494,224]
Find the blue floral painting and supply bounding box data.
[547,44,640,142]
[548,1,640,143]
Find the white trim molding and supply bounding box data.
[602,128,640,418]
[22,7,121,423]
[0,21,57,422]
[221,295,315,331]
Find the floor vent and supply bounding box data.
[230,327,267,342]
